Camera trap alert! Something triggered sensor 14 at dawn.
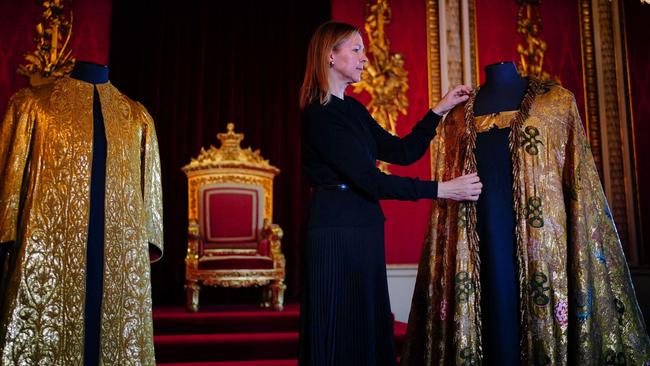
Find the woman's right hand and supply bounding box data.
[437,172,482,201]
[432,85,472,115]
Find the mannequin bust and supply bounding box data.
[72,59,109,366]
[473,60,523,366]
[474,61,528,115]
[70,61,109,84]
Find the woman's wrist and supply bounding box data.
[431,106,445,116]
[436,181,446,199]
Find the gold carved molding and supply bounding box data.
[183,123,280,174]
[185,174,274,225]
[579,0,640,261]
[431,0,478,94]
[427,0,478,178]
[18,0,75,86]
[579,0,604,176]
[426,0,442,105]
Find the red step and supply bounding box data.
[153,304,300,335]
[153,304,408,364]
[155,332,298,362]
[158,361,296,366]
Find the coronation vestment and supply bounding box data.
[0,76,163,365]
[401,78,650,365]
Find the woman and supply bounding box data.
[298,21,481,366]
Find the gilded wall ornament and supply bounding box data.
[354,0,409,172]
[18,0,75,86]
[516,0,559,83]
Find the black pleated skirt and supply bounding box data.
[298,224,396,366]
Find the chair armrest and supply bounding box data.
[261,220,285,271]
[186,222,201,268]
[261,220,284,248]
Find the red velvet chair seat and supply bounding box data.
[198,256,274,270]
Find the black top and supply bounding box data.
[302,95,441,228]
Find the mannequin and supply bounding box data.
[474,61,526,366]
[70,61,109,84]
[474,61,527,115]
[0,59,163,365]
[403,59,650,365]
[70,61,109,366]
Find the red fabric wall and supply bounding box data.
[332,0,432,264]
[624,0,650,264]
[0,0,112,115]
[475,0,585,122]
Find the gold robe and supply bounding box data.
[401,78,650,365]
[0,76,163,365]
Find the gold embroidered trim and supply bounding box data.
[474,111,518,133]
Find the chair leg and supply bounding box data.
[270,280,286,311]
[260,285,272,308]
[185,279,200,312]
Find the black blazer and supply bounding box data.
[302,95,441,228]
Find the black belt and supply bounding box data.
[310,183,349,192]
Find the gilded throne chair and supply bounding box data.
[182,123,286,312]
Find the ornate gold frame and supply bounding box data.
[182,123,286,311]
[579,0,640,260]
[427,0,479,177]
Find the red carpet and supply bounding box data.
[154,304,408,365]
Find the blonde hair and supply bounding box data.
[299,21,360,109]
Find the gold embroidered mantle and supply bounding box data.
[401,79,650,365]
[0,77,163,365]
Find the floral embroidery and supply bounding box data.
[440,298,448,321]
[554,300,568,327]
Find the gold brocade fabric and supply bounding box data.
[0,77,163,365]
[401,79,650,365]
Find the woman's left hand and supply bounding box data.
[431,85,472,115]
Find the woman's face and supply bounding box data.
[329,32,368,85]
